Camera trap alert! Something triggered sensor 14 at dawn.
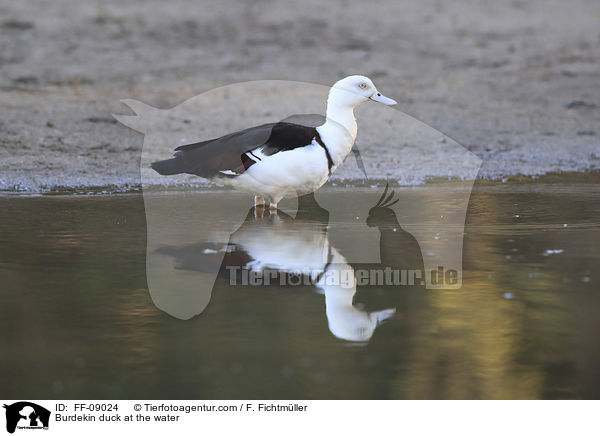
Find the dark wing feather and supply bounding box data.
[174,122,276,152]
[261,123,318,156]
[151,121,317,178]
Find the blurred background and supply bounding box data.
[0,0,599,190]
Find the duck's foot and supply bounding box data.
[254,195,265,207]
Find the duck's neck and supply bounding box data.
[322,92,358,140]
[316,92,358,167]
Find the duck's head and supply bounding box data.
[329,75,397,107]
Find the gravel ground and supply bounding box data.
[0,0,599,192]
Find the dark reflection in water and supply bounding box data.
[0,184,599,399]
[158,191,420,343]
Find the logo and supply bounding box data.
[3,402,50,434]
[114,80,481,325]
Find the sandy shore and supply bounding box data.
[1,0,599,192]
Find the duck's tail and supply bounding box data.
[150,157,184,175]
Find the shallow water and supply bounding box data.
[1,182,599,399]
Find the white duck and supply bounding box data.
[151,75,396,209]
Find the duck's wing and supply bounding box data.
[151,121,319,178]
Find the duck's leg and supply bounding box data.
[254,196,266,219]
[254,195,265,207]
[268,195,282,214]
[254,206,265,219]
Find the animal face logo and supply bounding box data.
[3,402,50,434]
[114,80,481,340]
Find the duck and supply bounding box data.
[150,75,397,209]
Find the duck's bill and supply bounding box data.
[370,93,397,105]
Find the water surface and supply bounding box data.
[1,182,598,399]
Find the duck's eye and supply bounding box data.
[358,83,367,89]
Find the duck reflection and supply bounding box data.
[157,189,424,343]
